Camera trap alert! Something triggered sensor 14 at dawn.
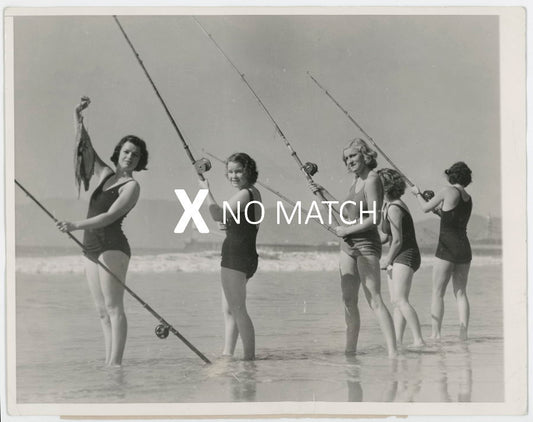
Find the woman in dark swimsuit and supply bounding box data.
[199,153,262,360]
[57,97,148,366]
[411,162,472,340]
[311,139,396,358]
[378,168,424,347]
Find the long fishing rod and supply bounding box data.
[308,72,437,203]
[193,18,340,224]
[15,179,211,364]
[307,72,416,187]
[113,16,211,180]
[204,150,338,236]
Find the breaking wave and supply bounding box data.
[15,249,502,274]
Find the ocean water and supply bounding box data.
[15,252,503,403]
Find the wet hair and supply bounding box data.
[445,161,472,187]
[378,168,406,200]
[342,138,378,170]
[110,135,149,172]
[226,152,258,184]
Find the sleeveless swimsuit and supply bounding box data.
[435,187,472,264]
[221,188,260,279]
[383,203,421,271]
[340,178,382,258]
[83,173,133,262]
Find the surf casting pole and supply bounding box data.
[113,16,211,180]
[307,72,415,188]
[193,18,340,225]
[204,151,338,236]
[15,180,211,364]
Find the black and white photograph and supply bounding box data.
[3,5,527,418]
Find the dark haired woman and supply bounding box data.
[411,162,472,340]
[378,168,424,347]
[57,97,149,366]
[312,139,396,358]
[199,153,262,360]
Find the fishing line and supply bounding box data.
[15,179,212,364]
[113,16,211,181]
[204,150,338,236]
[193,17,341,224]
[307,72,436,201]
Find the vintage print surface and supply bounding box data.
[5,6,526,418]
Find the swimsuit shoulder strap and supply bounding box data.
[104,177,136,192]
[452,186,470,203]
[388,202,406,213]
[95,172,114,190]
[113,179,135,190]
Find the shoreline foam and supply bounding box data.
[15,250,503,274]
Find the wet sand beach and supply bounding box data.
[15,254,502,403]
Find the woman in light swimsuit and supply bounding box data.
[57,97,148,366]
[199,153,262,360]
[378,168,424,347]
[411,162,472,340]
[312,138,396,358]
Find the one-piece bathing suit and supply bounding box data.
[383,203,421,271]
[435,187,472,264]
[83,173,133,262]
[341,179,382,258]
[221,188,259,279]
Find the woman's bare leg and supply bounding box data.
[358,255,397,357]
[431,259,454,339]
[452,263,471,340]
[386,268,406,345]
[221,267,255,360]
[221,287,239,356]
[99,251,129,367]
[84,258,112,364]
[339,251,361,354]
[392,263,424,346]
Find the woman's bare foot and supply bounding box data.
[459,324,468,341]
[411,339,425,347]
[430,332,441,341]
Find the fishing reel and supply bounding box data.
[155,324,170,339]
[303,162,319,176]
[194,157,212,175]
[421,190,435,201]
[420,189,443,217]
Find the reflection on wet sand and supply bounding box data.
[379,355,423,402]
[230,361,257,402]
[105,366,126,400]
[437,343,472,403]
[345,355,362,402]
[345,342,473,402]
[395,355,423,402]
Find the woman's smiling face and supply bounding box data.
[343,146,365,175]
[118,141,141,171]
[227,161,248,189]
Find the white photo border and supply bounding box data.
[3,4,527,419]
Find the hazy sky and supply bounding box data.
[13,14,500,221]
